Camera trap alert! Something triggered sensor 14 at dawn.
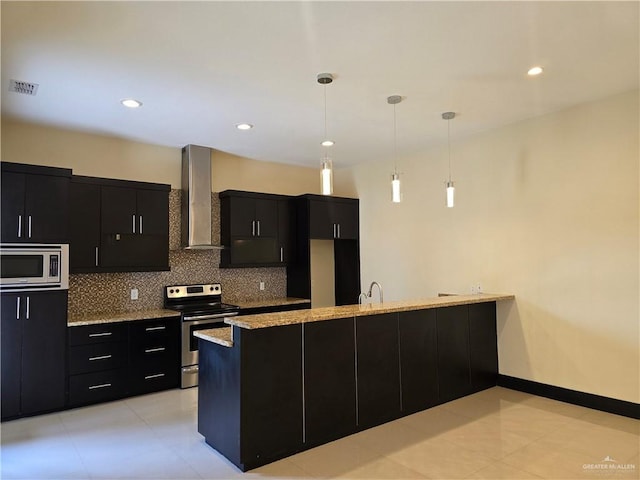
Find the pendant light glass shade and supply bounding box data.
[321,158,333,195]
[446,181,455,208]
[391,172,401,203]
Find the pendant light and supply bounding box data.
[388,95,403,203]
[442,111,456,208]
[318,73,334,195]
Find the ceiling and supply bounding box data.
[1,1,638,168]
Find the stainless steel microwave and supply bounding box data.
[0,244,69,291]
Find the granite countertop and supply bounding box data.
[194,326,234,347]
[68,309,180,327]
[233,297,311,309]
[226,293,514,330]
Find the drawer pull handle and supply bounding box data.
[144,373,165,380]
[145,326,166,332]
[145,347,165,353]
[89,355,112,361]
[88,383,112,390]
[89,332,112,338]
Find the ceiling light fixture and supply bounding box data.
[318,73,334,196]
[235,123,253,130]
[527,66,544,76]
[388,95,403,203]
[121,98,142,108]
[442,111,456,208]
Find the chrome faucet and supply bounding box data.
[367,281,383,304]
[358,292,368,305]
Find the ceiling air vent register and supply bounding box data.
[9,79,39,96]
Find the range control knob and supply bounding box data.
[169,289,174,294]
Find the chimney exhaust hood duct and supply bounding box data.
[181,144,222,249]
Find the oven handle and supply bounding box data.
[182,312,238,322]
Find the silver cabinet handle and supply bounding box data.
[257,220,261,236]
[89,355,112,361]
[280,247,284,262]
[144,373,165,380]
[16,297,20,320]
[89,383,111,390]
[333,223,337,238]
[132,214,136,233]
[89,332,112,338]
[28,216,32,238]
[17,215,22,238]
[25,296,30,320]
[337,224,341,238]
[145,347,165,353]
[139,215,143,234]
[145,326,166,332]
[252,220,255,236]
[95,246,99,267]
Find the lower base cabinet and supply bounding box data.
[198,301,499,472]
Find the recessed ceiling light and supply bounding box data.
[321,140,334,147]
[121,98,142,108]
[527,66,544,76]
[236,123,253,130]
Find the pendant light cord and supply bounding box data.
[393,103,398,173]
[323,85,328,142]
[447,118,452,182]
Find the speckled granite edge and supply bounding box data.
[224,293,515,330]
[68,309,180,327]
[194,327,233,347]
[233,297,311,309]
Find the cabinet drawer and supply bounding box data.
[128,365,180,396]
[68,369,127,406]
[129,318,178,345]
[129,341,178,368]
[69,323,127,346]
[68,342,128,375]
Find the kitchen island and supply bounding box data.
[195,293,514,471]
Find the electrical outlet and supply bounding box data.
[131,288,139,300]
[259,281,265,291]
[470,284,482,294]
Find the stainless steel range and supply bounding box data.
[164,283,239,388]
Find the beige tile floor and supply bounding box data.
[1,387,637,479]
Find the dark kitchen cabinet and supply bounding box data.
[220,191,293,267]
[69,176,170,273]
[308,197,358,240]
[356,313,401,429]
[304,317,357,446]
[1,291,67,420]
[469,302,498,392]
[399,309,439,414]
[1,162,71,244]
[436,305,472,403]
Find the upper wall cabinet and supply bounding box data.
[219,190,294,268]
[307,196,359,240]
[70,176,170,273]
[1,162,71,244]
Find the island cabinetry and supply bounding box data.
[1,162,71,244]
[356,313,401,429]
[128,317,180,396]
[436,305,472,402]
[398,309,439,414]
[469,302,498,391]
[220,191,293,267]
[70,176,170,273]
[303,317,357,446]
[1,291,68,420]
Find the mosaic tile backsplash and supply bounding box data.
[68,191,287,317]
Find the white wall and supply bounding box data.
[352,90,639,404]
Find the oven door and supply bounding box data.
[181,312,237,388]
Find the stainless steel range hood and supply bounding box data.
[181,144,222,249]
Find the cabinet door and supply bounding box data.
[308,200,334,239]
[229,196,256,237]
[1,293,22,419]
[101,186,137,234]
[334,201,359,239]
[436,305,471,403]
[399,309,439,414]
[277,200,292,263]
[21,291,67,415]
[356,313,401,429]
[1,172,25,243]
[70,182,101,271]
[304,317,357,446]
[136,189,169,236]
[24,174,69,243]
[469,302,498,392]
[254,198,278,237]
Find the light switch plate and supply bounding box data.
[131,288,139,300]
